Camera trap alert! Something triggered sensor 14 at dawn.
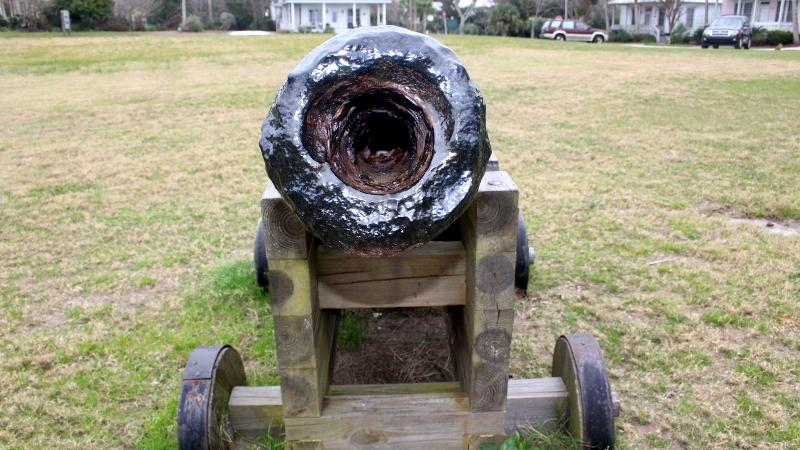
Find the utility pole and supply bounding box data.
[208,0,213,23]
[565,0,568,19]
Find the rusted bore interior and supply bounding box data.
[302,75,436,195]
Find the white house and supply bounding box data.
[721,0,797,30]
[272,0,391,33]
[609,0,723,35]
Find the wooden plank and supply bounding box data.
[284,391,505,449]
[466,434,504,450]
[262,185,313,260]
[229,386,283,438]
[228,378,621,441]
[328,381,462,396]
[316,241,466,309]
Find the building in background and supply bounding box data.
[272,0,391,32]
[722,0,796,30]
[609,0,722,36]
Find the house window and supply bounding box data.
[644,7,652,26]
[776,0,791,21]
[332,11,338,22]
[742,1,752,18]
[308,9,321,24]
[686,7,694,28]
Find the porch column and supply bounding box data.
[291,2,296,29]
[322,0,326,28]
[382,3,386,24]
[778,0,786,22]
[735,0,741,14]
[751,0,758,21]
[353,2,357,26]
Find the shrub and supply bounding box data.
[183,14,203,32]
[531,16,546,38]
[633,33,656,43]
[692,26,707,44]
[752,26,768,46]
[53,0,113,28]
[766,29,793,45]
[250,16,276,31]
[219,12,235,30]
[105,17,133,31]
[609,29,633,42]
[463,22,480,35]
[323,24,335,33]
[669,23,690,44]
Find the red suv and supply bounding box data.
[540,19,608,43]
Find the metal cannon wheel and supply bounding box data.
[552,334,615,449]
[515,212,533,291]
[253,218,269,289]
[178,345,247,450]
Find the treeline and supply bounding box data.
[1,0,605,35]
[0,0,275,31]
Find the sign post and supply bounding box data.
[60,10,71,36]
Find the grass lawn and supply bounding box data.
[1,31,799,449]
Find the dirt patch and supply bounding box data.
[728,217,799,236]
[331,307,456,385]
[697,201,800,237]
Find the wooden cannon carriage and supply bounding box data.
[176,27,619,450]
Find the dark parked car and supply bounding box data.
[702,15,752,49]
[540,18,608,43]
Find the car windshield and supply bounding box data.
[711,17,743,28]
[551,20,562,28]
[543,20,551,28]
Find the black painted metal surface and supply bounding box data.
[552,334,615,449]
[515,213,530,290]
[178,345,246,450]
[260,26,491,256]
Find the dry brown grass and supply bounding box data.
[1,32,798,449]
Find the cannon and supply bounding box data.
[178,26,616,450]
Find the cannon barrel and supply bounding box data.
[260,26,491,256]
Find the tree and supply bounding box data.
[54,0,113,27]
[657,0,682,43]
[489,3,522,35]
[456,0,476,34]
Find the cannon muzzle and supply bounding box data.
[260,26,491,256]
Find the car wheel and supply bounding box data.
[701,43,709,49]
[744,37,751,49]
[735,37,742,49]
[556,34,566,41]
[713,44,719,49]
[592,35,605,44]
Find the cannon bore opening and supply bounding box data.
[303,76,437,195]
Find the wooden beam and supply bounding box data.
[261,184,313,260]
[264,192,333,419]
[228,378,622,440]
[457,170,519,413]
[317,241,466,309]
